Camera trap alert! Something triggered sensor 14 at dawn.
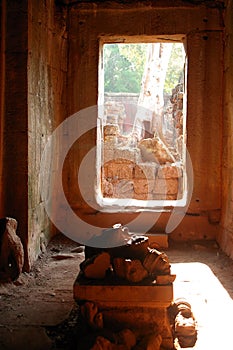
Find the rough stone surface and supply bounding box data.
[0,218,24,282]
[218,1,233,259]
[157,164,182,179]
[134,163,158,180]
[133,179,155,195]
[138,137,176,164]
[103,162,134,180]
[154,178,179,195]
[0,235,232,349]
[1,0,232,267]
[27,1,68,268]
[114,147,141,163]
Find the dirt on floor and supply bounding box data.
[0,234,233,350]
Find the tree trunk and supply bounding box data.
[133,43,172,140]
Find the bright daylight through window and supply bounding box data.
[97,41,187,210]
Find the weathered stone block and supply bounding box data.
[157,165,183,179]
[138,137,176,164]
[153,194,178,200]
[134,163,158,180]
[154,178,178,195]
[134,193,150,200]
[103,162,133,180]
[102,179,114,197]
[103,148,114,163]
[134,179,155,194]
[74,276,174,347]
[114,147,140,163]
[113,180,134,198]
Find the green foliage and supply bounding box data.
[103,43,184,95]
[104,43,146,93]
[164,43,185,94]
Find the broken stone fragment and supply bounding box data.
[156,274,176,285]
[80,252,111,279]
[171,298,193,318]
[0,217,24,282]
[174,312,198,348]
[104,124,120,137]
[143,247,171,276]
[124,234,149,260]
[113,257,148,283]
[168,297,198,348]
[175,312,197,336]
[80,301,104,330]
[138,137,176,164]
[84,224,131,259]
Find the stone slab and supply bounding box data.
[73,278,173,307]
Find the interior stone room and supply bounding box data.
[0,0,233,349]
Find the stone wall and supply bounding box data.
[0,1,68,269]
[27,0,68,266]
[1,0,232,269]
[102,154,182,201]
[218,0,233,258]
[0,1,29,269]
[104,93,139,134]
[66,1,223,240]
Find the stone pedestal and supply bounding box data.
[74,275,174,349]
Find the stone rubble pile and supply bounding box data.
[102,83,185,201]
[102,126,182,200]
[77,225,174,349]
[80,224,174,285]
[76,224,198,349]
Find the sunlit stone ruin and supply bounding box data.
[0,1,233,350]
[102,84,184,201]
[74,225,197,349]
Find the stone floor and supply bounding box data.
[0,234,233,350]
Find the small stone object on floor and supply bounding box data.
[0,217,24,282]
[169,297,198,348]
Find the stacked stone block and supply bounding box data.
[102,135,183,200]
[104,101,126,132]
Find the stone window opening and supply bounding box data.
[97,38,187,212]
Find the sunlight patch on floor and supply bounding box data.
[171,262,233,349]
